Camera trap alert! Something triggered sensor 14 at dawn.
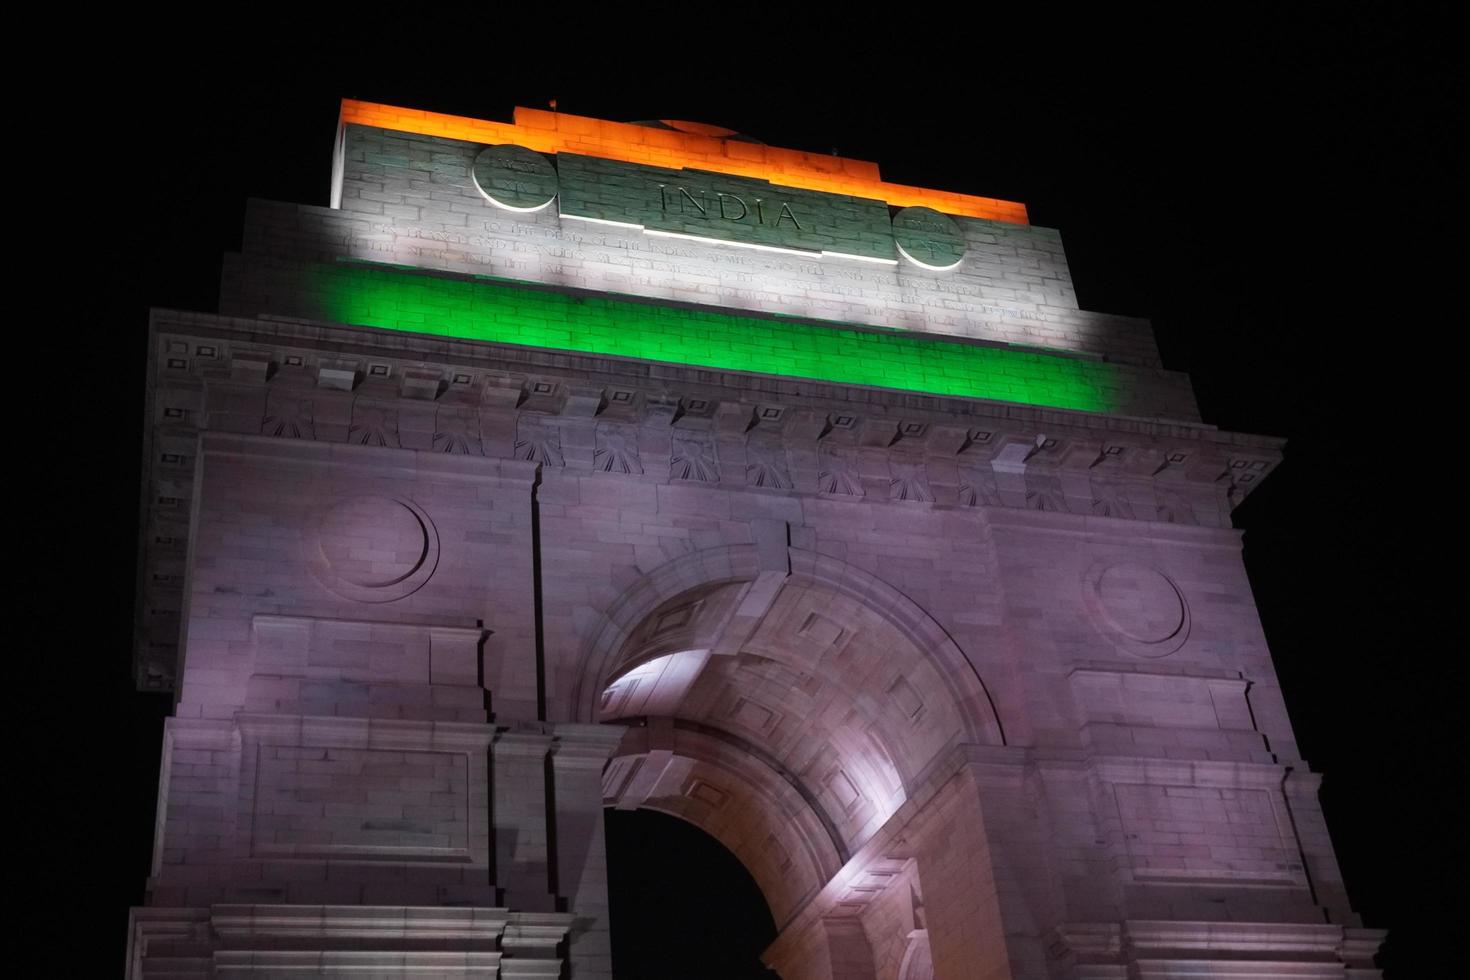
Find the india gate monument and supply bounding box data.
[125,101,1384,978]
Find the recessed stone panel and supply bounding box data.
[1083,562,1190,658]
[886,676,925,722]
[893,206,967,271]
[307,496,440,603]
[796,610,847,651]
[730,696,778,734]
[686,779,730,809]
[824,769,862,810]
[248,745,471,863]
[1112,782,1303,885]
[557,152,896,261]
[472,144,559,212]
[762,833,793,872]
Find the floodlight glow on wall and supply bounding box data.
[309,261,1121,414]
[339,100,1031,225]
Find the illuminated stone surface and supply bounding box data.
[472,144,560,212]
[127,103,1382,978]
[892,206,968,270]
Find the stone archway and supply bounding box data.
[579,541,1008,978]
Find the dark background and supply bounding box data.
[26,9,1455,975]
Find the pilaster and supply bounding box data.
[548,723,626,980]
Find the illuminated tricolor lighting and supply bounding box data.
[340,100,1029,225]
[309,261,1120,413]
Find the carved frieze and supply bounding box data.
[515,416,565,467]
[136,318,1282,691]
[595,425,643,474]
[671,433,719,483]
[818,446,865,497]
[745,437,794,491]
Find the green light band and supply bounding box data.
[309,262,1119,413]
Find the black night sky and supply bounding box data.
[29,10,1456,976]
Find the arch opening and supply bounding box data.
[605,808,776,979]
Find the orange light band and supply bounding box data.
[340,100,1029,225]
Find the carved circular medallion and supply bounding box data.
[472,144,559,212]
[1083,562,1189,658]
[892,206,967,271]
[307,495,439,603]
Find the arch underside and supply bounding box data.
[590,545,1002,933]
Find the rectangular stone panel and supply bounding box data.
[247,744,472,863]
[1113,782,1304,885]
[1072,668,1254,731]
[557,153,895,260]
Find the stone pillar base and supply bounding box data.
[127,904,572,978]
[1053,920,1387,979]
